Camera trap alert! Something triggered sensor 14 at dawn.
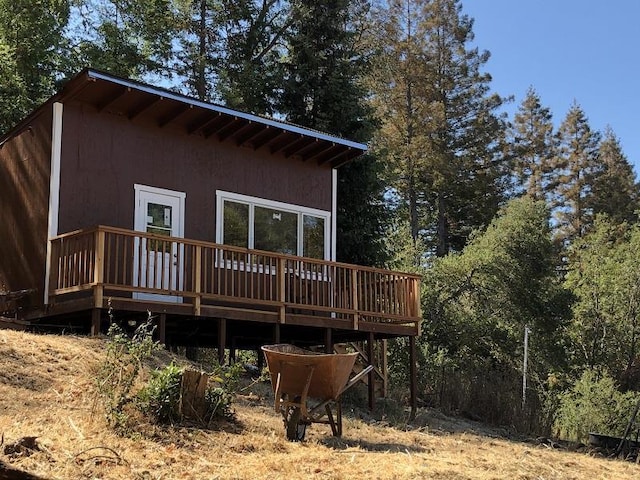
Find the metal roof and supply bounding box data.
[45,69,366,167]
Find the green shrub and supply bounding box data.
[137,360,242,426]
[137,362,183,424]
[554,370,639,443]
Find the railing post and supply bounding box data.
[47,237,59,302]
[278,257,286,323]
[351,269,359,330]
[93,229,105,309]
[413,277,422,335]
[194,245,202,316]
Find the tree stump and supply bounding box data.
[180,369,210,421]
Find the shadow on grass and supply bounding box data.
[319,435,428,453]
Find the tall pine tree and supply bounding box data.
[510,87,556,202]
[215,0,288,115]
[279,0,389,267]
[550,102,600,246]
[588,126,639,225]
[370,0,507,258]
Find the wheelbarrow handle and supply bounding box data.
[340,364,374,396]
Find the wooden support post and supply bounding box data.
[367,332,375,411]
[274,323,281,344]
[218,318,226,365]
[381,339,389,397]
[230,337,236,364]
[158,313,166,346]
[324,328,333,354]
[91,308,101,336]
[409,335,418,421]
[257,348,264,371]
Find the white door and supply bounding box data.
[133,185,185,302]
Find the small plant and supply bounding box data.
[95,310,159,433]
[137,362,183,424]
[203,361,243,423]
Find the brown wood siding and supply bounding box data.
[0,108,53,302]
[58,103,333,242]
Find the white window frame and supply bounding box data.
[215,190,331,261]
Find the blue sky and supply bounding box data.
[462,1,640,177]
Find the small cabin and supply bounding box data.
[0,69,421,407]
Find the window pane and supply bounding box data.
[254,206,297,255]
[147,203,172,252]
[223,201,249,247]
[303,215,325,259]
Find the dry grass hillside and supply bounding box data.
[0,329,638,480]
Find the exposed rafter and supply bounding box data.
[97,86,131,112]
[158,104,193,128]
[127,96,163,120]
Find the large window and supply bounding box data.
[216,191,330,260]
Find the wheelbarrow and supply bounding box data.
[261,344,374,441]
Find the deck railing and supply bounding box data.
[48,226,421,329]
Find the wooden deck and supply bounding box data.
[44,226,421,341]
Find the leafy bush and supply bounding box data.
[137,360,243,426]
[137,362,183,424]
[554,370,640,443]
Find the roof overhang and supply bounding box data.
[2,69,366,167]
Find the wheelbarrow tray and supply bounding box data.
[261,344,358,401]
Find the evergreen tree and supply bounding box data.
[550,102,601,246]
[588,126,639,225]
[279,0,389,267]
[215,0,288,115]
[0,44,29,134]
[71,0,176,79]
[174,0,224,101]
[510,87,556,201]
[370,0,507,258]
[0,0,70,131]
[368,0,433,256]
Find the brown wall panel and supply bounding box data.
[58,103,333,243]
[0,108,53,302]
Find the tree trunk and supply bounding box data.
[436,192,448,257]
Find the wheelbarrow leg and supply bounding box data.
[325,400,343,437]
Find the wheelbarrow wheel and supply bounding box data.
[285,401,307,441]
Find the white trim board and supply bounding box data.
[43,102,64,305]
